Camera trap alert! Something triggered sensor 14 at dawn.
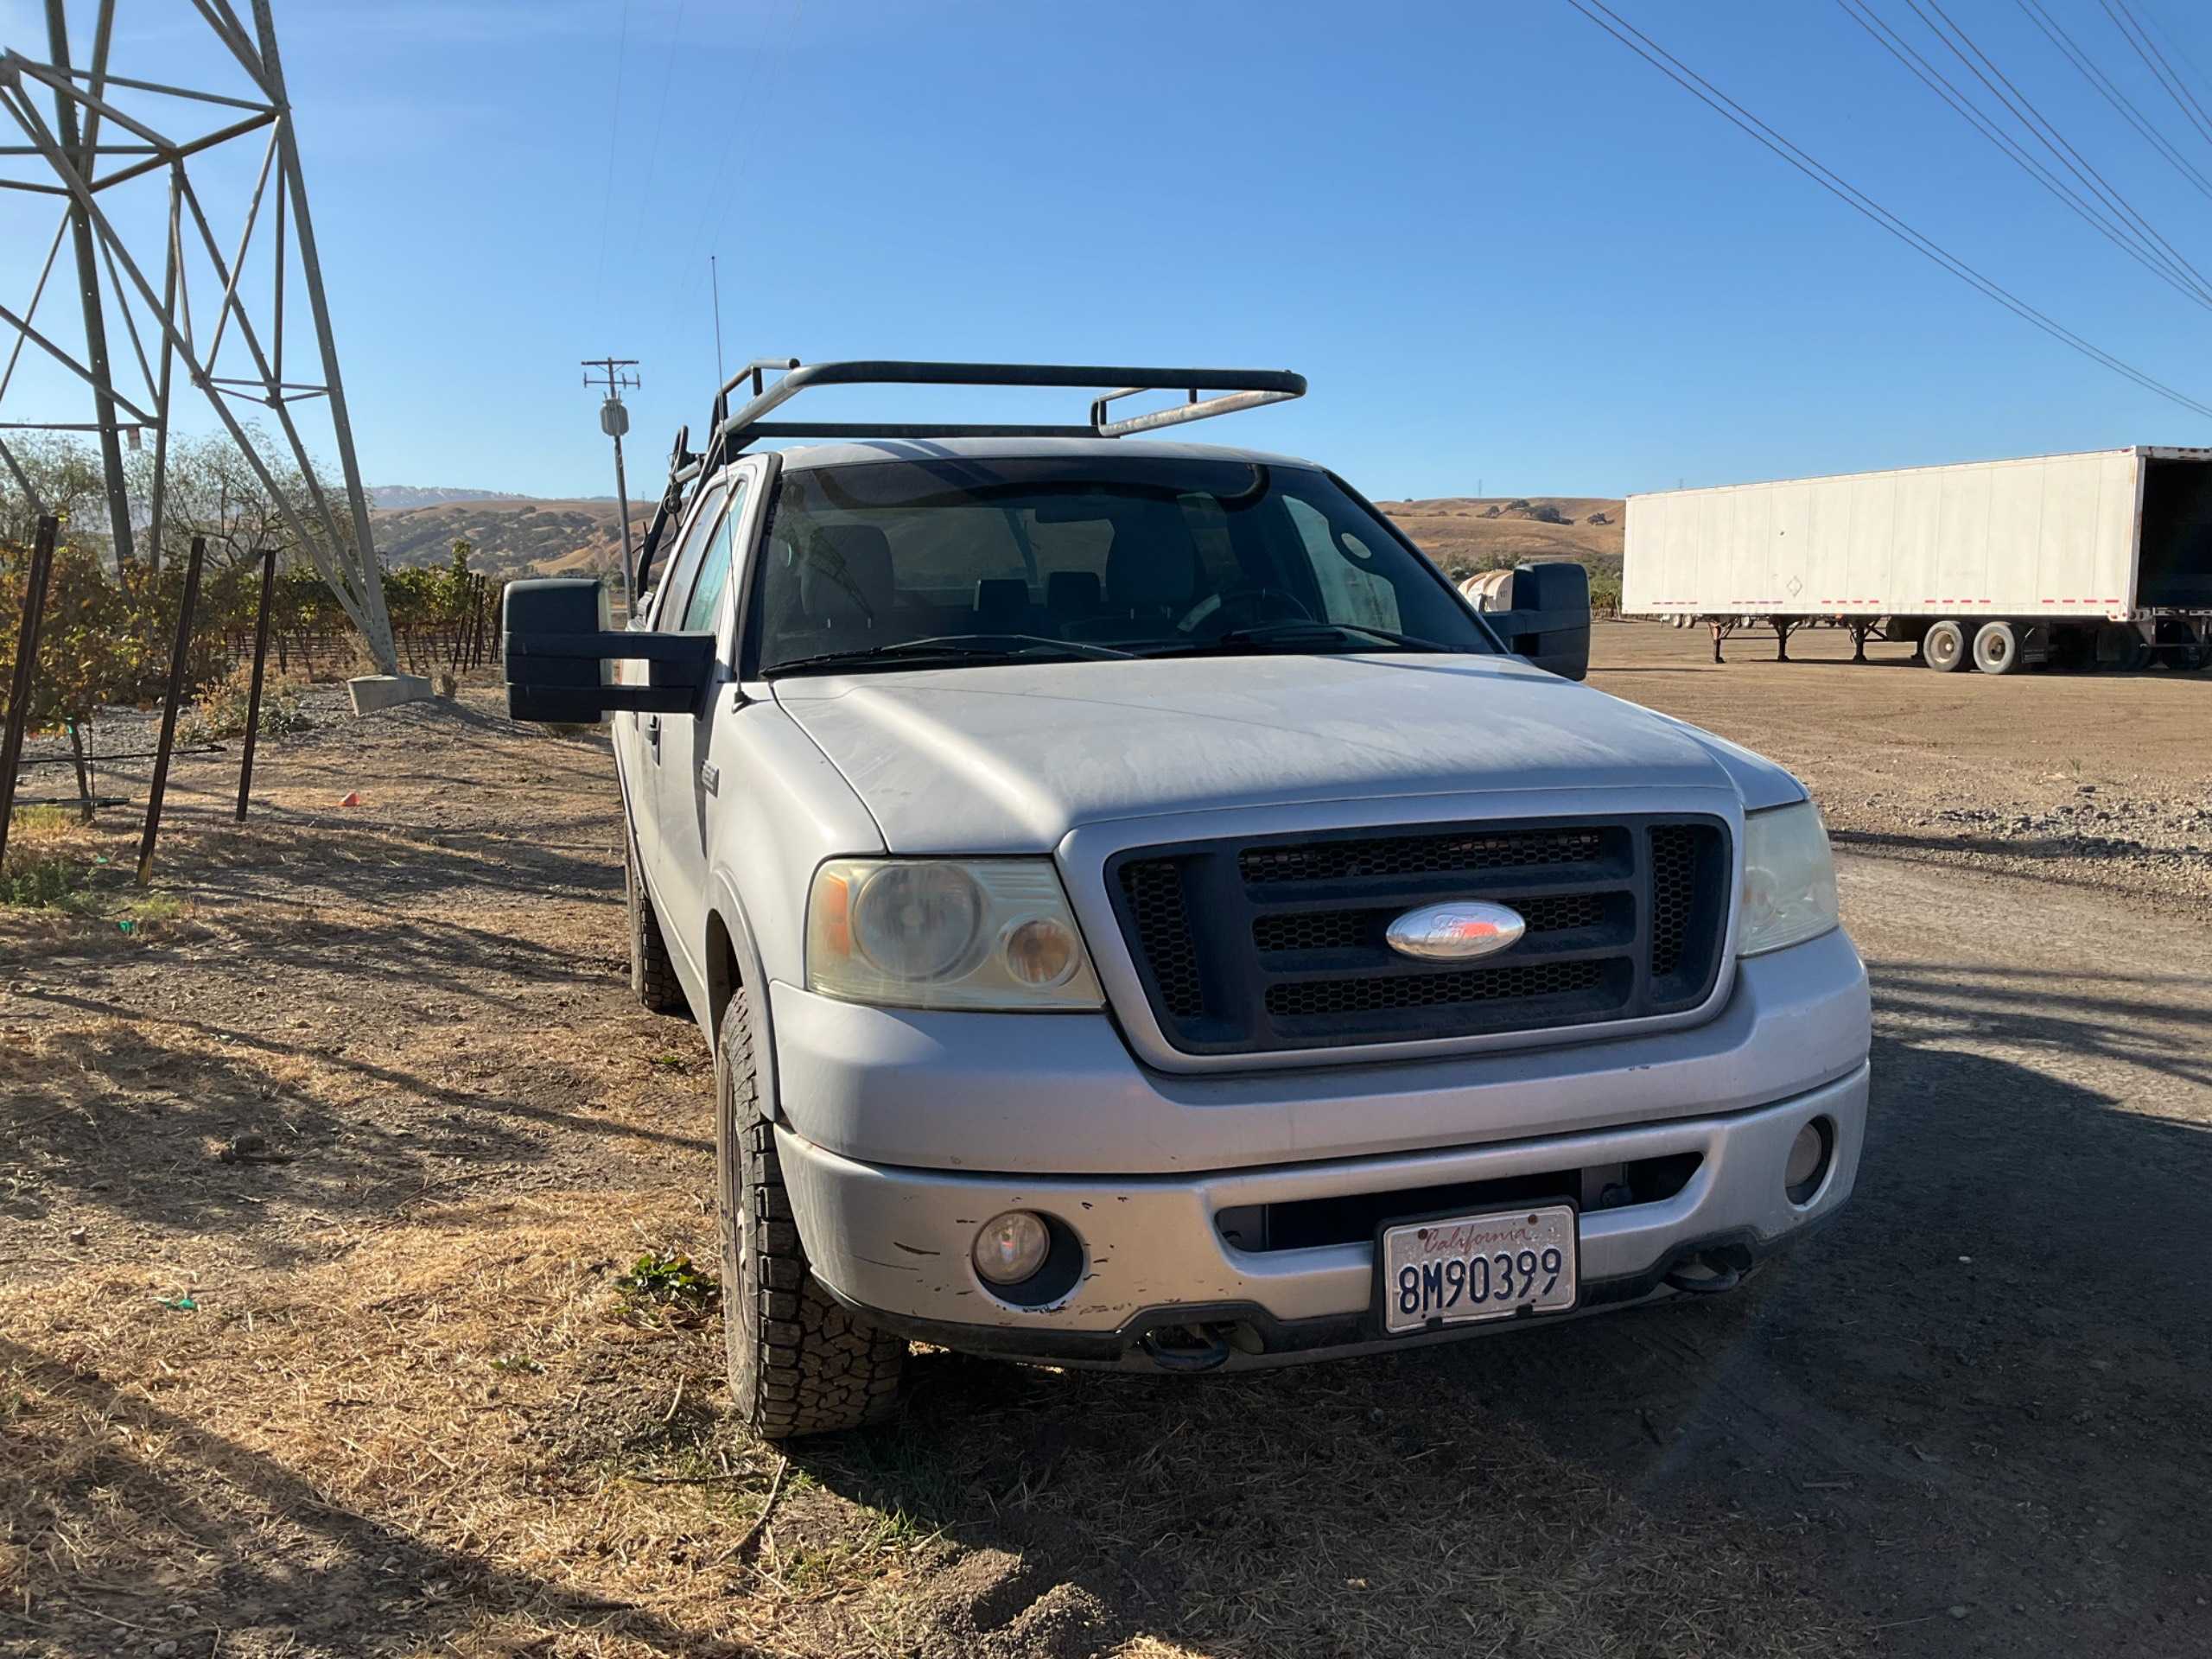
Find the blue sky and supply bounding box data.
[6,0,2212,500]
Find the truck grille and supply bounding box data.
[1108,817,1731,1056]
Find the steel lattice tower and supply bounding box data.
[0,0,395,671]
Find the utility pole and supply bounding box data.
[583,356,640,612]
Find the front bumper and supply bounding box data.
[775,1058,1867,1370]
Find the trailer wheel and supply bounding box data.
[1972,620,2024,675]
[1923,620,1969,672]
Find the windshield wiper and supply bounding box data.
[1141,620,1459,657]
[764,633,1135,677]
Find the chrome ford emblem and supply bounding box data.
[1385,901,1527,962]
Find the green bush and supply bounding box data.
[181,660,312,744]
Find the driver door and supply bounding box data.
[650,459,765,968]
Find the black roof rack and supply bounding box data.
[634,357,1305,592]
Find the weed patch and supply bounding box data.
[181,660,313,744]
[613,1249,721,1325]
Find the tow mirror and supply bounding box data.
[1488,561,1592,682]
[502,577,715,722]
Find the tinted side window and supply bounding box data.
[680,480,747,632]
[652,483,728,631]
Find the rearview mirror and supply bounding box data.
[1487,562,1592,682]
[503,577,715,722]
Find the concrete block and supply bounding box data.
[346,673,434,715]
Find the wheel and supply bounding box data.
[2126,636,2153,672]
[716,989,905,1439]
[1972,620,2024,675]
[626,837,686,1016]
[1923,619,1969,672]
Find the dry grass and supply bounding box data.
[1382,497,1624,577]
[0,1198,1863,1659]
[0,688,1868,1659]
[1,804,186,929]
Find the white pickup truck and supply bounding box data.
[504,360,1869,1439]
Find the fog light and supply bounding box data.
[973,1211,1051,1285]
[1785,1118,1833,1205]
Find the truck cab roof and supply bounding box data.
[772,435,1321,474]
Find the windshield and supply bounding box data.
[747,455,1497,675]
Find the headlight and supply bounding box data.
[1738,800,1840,956]
[807,858,1104,1010]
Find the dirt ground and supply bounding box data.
[3,629,2209,1658]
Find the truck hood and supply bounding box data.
[772,653,1802,853]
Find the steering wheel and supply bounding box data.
[1177,582,1315,636]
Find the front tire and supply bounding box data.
[626,837,686,1016]
[715,990,906,1440]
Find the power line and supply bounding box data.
[2133,2,2212,116]
[664,0,804,327]
[591,0,635,313]
[1561,0,2212,422]
[1838,0,2212,309]
[631,0,693,253]
[2102,0,2212,152]
[1903,0,2212,306]
[2014,0,2212,206]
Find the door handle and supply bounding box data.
[699,762,720,795]
[644,715,661,752]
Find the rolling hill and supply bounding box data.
[370,495,641,579]
[1376,497,1624,577]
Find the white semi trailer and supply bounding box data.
[1623,447,2212,672]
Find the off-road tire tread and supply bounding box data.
[626,838,685,1016]
[717,991,904,1439]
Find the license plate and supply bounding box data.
[1378,1204,1578,1335]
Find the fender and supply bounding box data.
[708,866,783,1124]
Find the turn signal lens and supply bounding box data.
[973,1211,1051,1285]
[1003,917,1081,988]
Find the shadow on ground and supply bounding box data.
[782,990,2212,1656]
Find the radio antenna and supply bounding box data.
[709,255,727,385]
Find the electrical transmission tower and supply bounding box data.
[0,0,397,673]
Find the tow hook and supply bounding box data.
[1139,1322,1244,1371]
[1663,1247,1751,1295]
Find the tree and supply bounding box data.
[128,432,295,572]
[0,435,109,560]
